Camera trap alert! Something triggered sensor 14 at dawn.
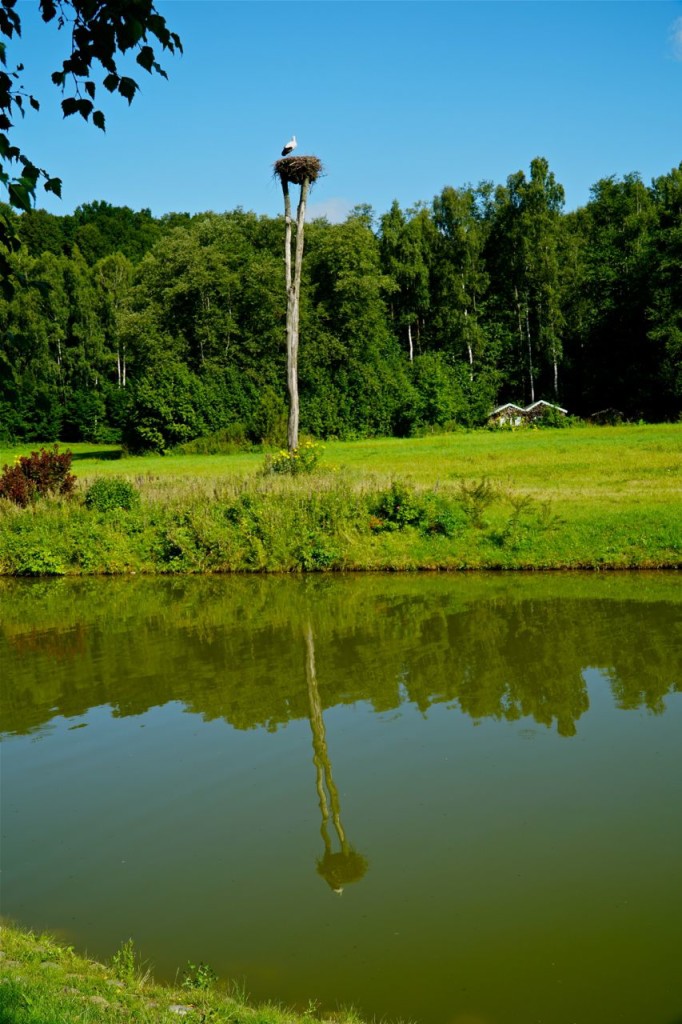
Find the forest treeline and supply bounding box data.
[1,156,680,449]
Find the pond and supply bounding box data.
[1,573,681,1024]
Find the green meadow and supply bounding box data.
[0,423,680,574]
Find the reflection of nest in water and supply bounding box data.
[274,155,323,186]
[317,849,369,891]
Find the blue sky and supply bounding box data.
[9,0,682,222]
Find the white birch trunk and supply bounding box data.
[552,344,559,399]
[464,308,473,375]
[523,304,535,404]
[282,176,310,452]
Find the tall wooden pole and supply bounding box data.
[276,154,321,452]
[282,177,296,448]
[281,174,311,451]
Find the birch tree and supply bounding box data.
[276,155,322,450]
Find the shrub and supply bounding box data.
[248,385,288,446]
[535,406,571,428]
[264,440,323,476]
[0,446,76,507]
[111,939,138,982]
[123,362,208,453]
[173,423,251,455]
[420,493,466,537]
[370,481,424,531]
[458,478,498,528]
[181,961,218,991]
[85,477,140,513]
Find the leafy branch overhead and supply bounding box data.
[0,0,181,289]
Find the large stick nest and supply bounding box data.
[274,155,323,186]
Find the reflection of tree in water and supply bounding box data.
[305,623,368,894]
[2,576,681,739]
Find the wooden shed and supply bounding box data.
[488,403,527,426]
[487,400,568,427]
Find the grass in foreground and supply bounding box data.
[0,424,680,574]
[0,924,368,1024]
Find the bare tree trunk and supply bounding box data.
[281,175,311,451]
[283,179,292,293]
[515,287,535,402]
[407,322,414,362]
[525,307,535,404]
[282,178,296,448]
[552,348,559,399]
[305,623,346,850]
[514,286,524,370]
[464,308,474,378]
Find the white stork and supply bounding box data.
[281,135,297,156]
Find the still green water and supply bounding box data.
[1,573,681,1024]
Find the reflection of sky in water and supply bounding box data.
[1,574,682,1024]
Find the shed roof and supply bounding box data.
[525,400,568,414]
[490,403,526,415]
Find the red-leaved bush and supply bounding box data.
[0,446,76,507]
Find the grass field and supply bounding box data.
[2,422,680,502]
[0,424,680,573]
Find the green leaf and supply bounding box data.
[39,0,57,23]
[0,252,16,300]
[8,181,33,212]
[128,18,145,46]
[61,97,79,117]
[0,136,19,162]
[136,46,155,73]
[76,98,93,121]
[147,14,167,41]
[118,77,138,104]
[20,161,39,186]
[44,176,62,198]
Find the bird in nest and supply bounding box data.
[281,135,297,156]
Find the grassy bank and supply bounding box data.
[0,424,680,574]
[0,923,366,1024]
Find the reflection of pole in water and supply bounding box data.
[305,623,368,895]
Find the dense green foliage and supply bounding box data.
[0,158,680,447]
[84,475,139,511]
[0,0,181,296]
